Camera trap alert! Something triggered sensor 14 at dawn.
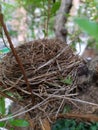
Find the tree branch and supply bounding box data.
[0,13,35,104]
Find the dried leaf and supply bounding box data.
[40,119,51,130]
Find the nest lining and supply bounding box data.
[0,38,83,128]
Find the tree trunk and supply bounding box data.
[54,0,73,42]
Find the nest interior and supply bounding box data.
[0,38,81,93]
[0,38,92,128]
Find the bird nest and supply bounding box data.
[0,38,83,129]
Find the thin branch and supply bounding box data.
[0,13,35,104]
[37,45,70,71]
[56,113,98,122]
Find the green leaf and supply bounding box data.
[9,119,29,127]
[90,126,97,130]
[0,97,5,115]
[61,76,72,85]
[0,47,10,54]
[0,121,5,127]
[74,18,98,41]
[10,128,14,130]
[63,105,71,113]
[5,92,13,97]
[50,2,60,16]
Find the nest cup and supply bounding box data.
[0,38,82,129]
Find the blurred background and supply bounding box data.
[0,0,98,58]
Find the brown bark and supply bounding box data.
[54,0,73,42]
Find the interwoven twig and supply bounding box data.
[0,38,83,128]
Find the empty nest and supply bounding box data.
[0,38,83,128]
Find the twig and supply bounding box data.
[0,96,49,122]
[0,90,22,105]
[28,71,57,82]
[0,13,35,104]
[55,113,98,122]
[12,103,32,115]
[47,95,98,107]
[3,76,23,91]
[0,89,61,122]
[37,45,70,71]
[55,98,65,117]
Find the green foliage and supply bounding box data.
[16,0,44,9]
[9,30,18,37]
[63,105,71,113]
[61,75,73,85]
[0,47,10,54]
[75,18,98,41]
[0,97,5,115]
[77,0,98,20]
[0,47,10,59]
[9,119,29,127]
[50,2,60,16]
[0,119,29,128]
[9,128,14,130]
[0,121,5,127]
[67,0,98,51]
[1,1,17,21]
[52,119,98,130]
[15,0,61,38]
[0,96,29,129]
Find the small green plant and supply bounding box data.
[52,119,98,130]
[63,105,71,114]
[61,75,73,85]
[0,96,29,129]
